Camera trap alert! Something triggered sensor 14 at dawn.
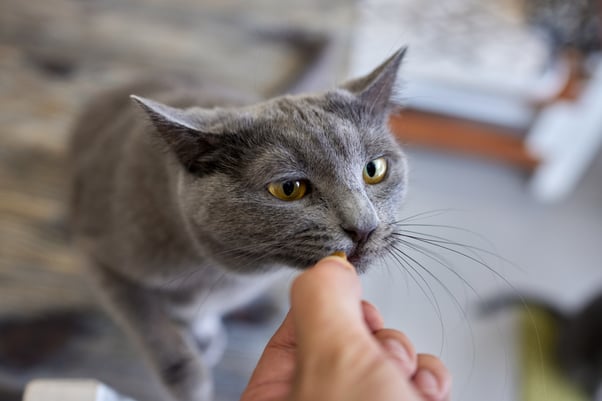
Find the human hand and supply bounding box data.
[240,256,451,401]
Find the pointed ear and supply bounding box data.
[130,95,220,174]
[341,47,407,114]
[130,95,202,132]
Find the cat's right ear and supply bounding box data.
[341,47,407,116]
[130,95,221,173]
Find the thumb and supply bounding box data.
[290,256,370,355]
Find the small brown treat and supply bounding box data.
[331,251,347,260]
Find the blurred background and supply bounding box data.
[0,0,601,401]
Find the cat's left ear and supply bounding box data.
[341,47,407,115]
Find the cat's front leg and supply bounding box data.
[91,265,214,401]
[192,314,227,368]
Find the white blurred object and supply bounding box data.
[349,0,565,127]
[23,380,137,401]
[528,60,602,202]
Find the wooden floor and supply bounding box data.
[0,1,352,399]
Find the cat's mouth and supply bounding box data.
[342,231,390,271]
[347,249,362,265]
[342,246,374,274]
[345,241,374,267]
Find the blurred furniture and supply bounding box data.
[350,0,602,202]
[519,311,589,401]
[24,380,136,401]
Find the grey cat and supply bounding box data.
[69,48,408,401]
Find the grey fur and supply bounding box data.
[69,49,408,401]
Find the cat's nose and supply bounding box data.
[341,223,377,245]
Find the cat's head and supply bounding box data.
[132,48,408,273]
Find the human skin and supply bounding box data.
[240,256,452,401]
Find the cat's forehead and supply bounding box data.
[258,91,367,130]
[240,92,402,183]
[250,92,391,149]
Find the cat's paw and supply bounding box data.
[161,354,213,401]
[192,315,227,367]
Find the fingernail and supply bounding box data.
[414,369,439,396]
[383,338,411,366]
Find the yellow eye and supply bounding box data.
[363,157,387,185]
[267,180,307,201]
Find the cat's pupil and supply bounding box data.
[366,162,376,177]
[283,181,295,196]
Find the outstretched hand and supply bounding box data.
[240,255,451,401]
